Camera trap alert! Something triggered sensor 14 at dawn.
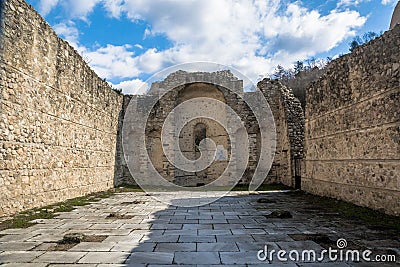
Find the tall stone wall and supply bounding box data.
[115,71,304,188]
[0,0,123,216]
[258,79,304,188]
[390,1,400,30]
[303,25,400,215]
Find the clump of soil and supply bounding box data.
[47,233,109,251]
[106,213,134,219]
[120,200,146,205]
[47,233,84,251]
[265,210,292,219]
[58,233,85,244]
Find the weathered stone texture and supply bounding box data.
[303,25,400,215]
[258,79,304,187]
[115,71,304,188]
[390,1,400,30]
[0,0,123,215]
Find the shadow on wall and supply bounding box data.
[113,96,133,187]
[113,100,124,187]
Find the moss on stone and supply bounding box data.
[0,186,142,231]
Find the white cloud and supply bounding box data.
[38,0,101,19]
[134,44,144,49]
[95,0,366,81]
[337,0,367,7]
[38,0,59,16]
[381,0,398,5]
[47,0,367,93]
[81,44,140,79]
[63,0,101,20]
[111,79,149,95]
[53,21,80,49]
[336,0,398,7]
[102,0,124,18]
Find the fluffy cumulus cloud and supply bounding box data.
[80,44,140,79]
[38,0,59,16]
[39,0,367,94]
[97,0,365,81]
[53,21,80,48]
[63,0,102,20]
[111,79,149,95]
[39,0,101,19]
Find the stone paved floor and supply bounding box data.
[0,191,399,266]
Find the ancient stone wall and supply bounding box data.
[0,0,123,215]
[258,79,304,188]
[390,1,400,30]
[115,71,304,188]
[303,25,400,215]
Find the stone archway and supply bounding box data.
[174,83,230,186]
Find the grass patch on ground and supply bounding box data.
[301,192,400,234]
[0,186,143,232]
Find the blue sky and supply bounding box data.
[26,0,398,94]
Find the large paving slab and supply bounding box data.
[0,191,399,266]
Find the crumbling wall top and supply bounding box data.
[148,70,243,94]
[390,1,400,30]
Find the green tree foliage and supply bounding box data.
[270,57,332,112]
[270,31,382,112]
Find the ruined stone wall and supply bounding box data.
[258,79,305,187]
[390,1,400,30]
[0,0,123,215]
[303,25,400,215]
[115,71,249,187]
[115,71,304,188]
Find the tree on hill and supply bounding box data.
[349,31,380,52]
[268,31,382,112]
[270,57,331,112]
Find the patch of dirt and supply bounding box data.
[58,233,85,244]
[106,213,134,219]
[46,233,84,251]
[265,210,292,219]
[120,200,146,205]
[46,233,109,251]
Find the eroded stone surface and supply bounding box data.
[303,24,400,215]
[0,0,123,216]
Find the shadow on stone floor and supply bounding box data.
[0,191,398,266]
[118,191,399,266]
